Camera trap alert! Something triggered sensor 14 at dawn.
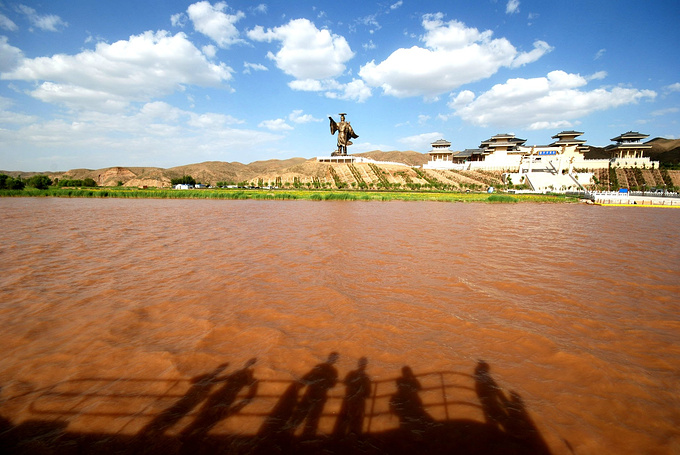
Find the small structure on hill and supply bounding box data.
[428,139,453,163]
[424,139,454,168]
[423,139,484,169]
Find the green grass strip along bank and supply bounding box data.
[0,187,580,203]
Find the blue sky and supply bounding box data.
[0,0,678,171]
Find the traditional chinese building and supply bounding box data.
[550,130,589,153]
[423,139,486,169]
[424,134,528,170]
[479,134,527,153]
[605,131,653,166]
[422,130,657,191]
[474,134,527,169]
[423,131,597,192]
[427,139,453,163]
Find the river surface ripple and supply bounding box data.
[0,198,678,454]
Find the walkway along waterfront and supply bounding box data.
[587,191,680,207]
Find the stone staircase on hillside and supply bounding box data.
[336,165,356,186]
[357,164,376,186]
[523,172,582,192]
[595,169,609,188]
[647,169,665,187]
[615,168,629,189]
[624,168,639,189]
[668,170,680,187]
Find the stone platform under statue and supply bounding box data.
[317,154,357,163]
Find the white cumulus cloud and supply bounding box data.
[398,132,443,150]
[288,79,323,92]
[202,44,217,58]
[1,31,234,111]
[243,61,268,73]
[186,1,245,48]
[259,118,293,131]
[171,13,187,27]
[325,79,372,103]
[0,36,23,72]
[509,40,553,68]
[289,109,321,123]
[359,13,551,98]
[247,18,354,81]
[651,107,679,117]
[287,78,371,103]
[506,0,520,14]
[587,71,607,81]
[448,70,657,130]
[247,19,365,101]
[0,14,18,31]
[16,4,68,32]
[0,101,282,168]
[253,4,267,14]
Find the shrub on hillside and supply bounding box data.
[171,175,196,185]
[57,178,97,187]
[26,175,53,190]
[0,174,26,190]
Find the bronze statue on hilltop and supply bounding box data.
[329,113,359,156]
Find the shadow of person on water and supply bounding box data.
[138,362,229,438]
[180,358,258,446]
[288,352,339,438]
[255,379,302,452]
[473,360,552,454]
[389,365,437,439]
[474,360,509,429]
[333,356,371,439]
[0,357,554,455]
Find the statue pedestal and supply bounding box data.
[317,155,356,163]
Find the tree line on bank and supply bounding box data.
[0,174,98,190]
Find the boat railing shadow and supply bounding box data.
[1,363,552,454]
[22,371,478,425]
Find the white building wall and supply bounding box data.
[423,161,466,170]
[422,143,657,173]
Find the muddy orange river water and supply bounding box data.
[0,198,678,454]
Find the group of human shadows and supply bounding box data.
[132,353,552,454]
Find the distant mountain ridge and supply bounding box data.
[0,152,429,187]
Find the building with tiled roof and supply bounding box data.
[605,131,652,164]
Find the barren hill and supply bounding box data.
[355,150,429,166]
[647,138,680,165]
[0,151,506,190]
[3,143,679,190]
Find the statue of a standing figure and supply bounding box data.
[329,113,359,156]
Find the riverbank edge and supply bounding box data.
[593,202,680,208]
[0,188,582,203]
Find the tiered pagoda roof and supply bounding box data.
[549,130,588,153]
[604,131,651,158]
[479,134,527,153]
[430,139,452,149]
[610,131,649,144]
[550,130,586,145]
